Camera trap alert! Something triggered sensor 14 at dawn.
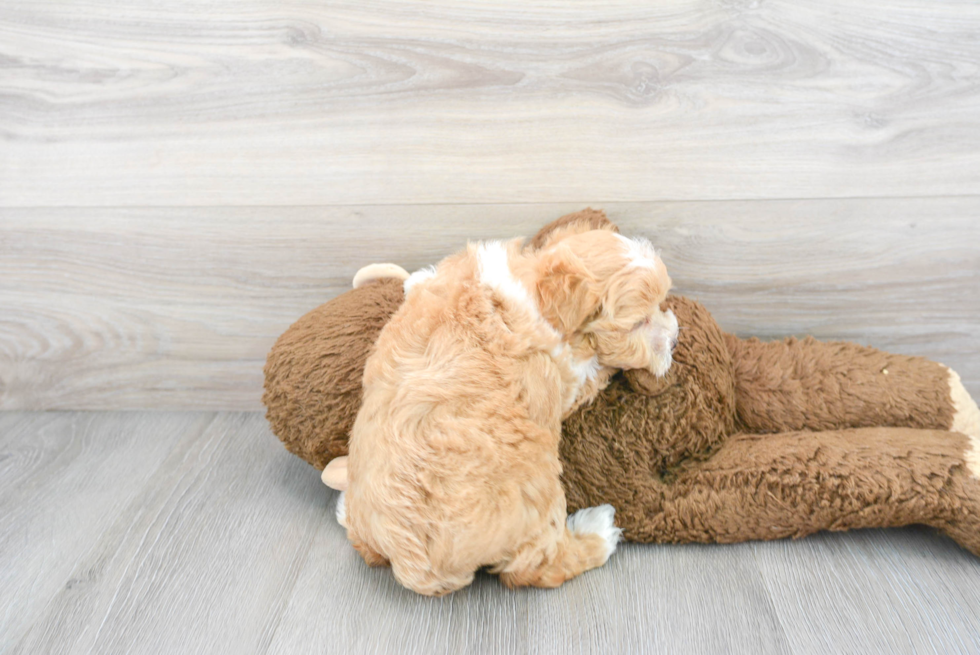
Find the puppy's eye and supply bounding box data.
[632,317,651,331]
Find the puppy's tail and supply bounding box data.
[499,504,622,588]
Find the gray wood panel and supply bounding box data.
[2,411,979,654]
[2,0,980,206]
[7,412,326,655]
[0,412,213,650]
[754,529,980,653]
[1,199,978,410]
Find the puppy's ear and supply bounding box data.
[528,208,619,251]
[536,244,602,333]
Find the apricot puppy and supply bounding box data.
[341,229,677,595]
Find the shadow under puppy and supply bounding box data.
[341,227,677,595]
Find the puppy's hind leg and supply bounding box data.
[352,541,390,568]
[338,491,390,567]
[499,505,622,589]
[389,557,475,597]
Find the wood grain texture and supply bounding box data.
[754,529,980,653]
[2,0,980,206]
[8,412,326,655]
[1,199,977,410]
[2,412,979,654]
[0,412,212,650]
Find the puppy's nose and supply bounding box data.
[670,335,678,352]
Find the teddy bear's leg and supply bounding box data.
[620,427,980,557]
[725,333,974,436]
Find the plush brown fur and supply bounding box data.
[558,296,978,550]
[263,210,980,560]
[264,277,404,469]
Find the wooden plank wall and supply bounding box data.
[1,1,978,409]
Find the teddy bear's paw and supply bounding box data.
[567,504,623,562]
[335,491,348,528]
[352,263,410,289]
[946,367,980,479]
[944,476,980,558]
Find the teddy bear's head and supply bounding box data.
[263,277,404,469]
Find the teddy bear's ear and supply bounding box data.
[352,263,410,289]
[528,208,619,251]
[536,243,602,334]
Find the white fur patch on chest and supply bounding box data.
[567,352,600,387]
[551,343,601,411]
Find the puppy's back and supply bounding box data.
[343,236,626,596]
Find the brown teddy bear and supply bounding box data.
[263,210,980,555]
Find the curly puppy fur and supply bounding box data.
[343,230,676,595]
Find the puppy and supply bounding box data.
[341,228,677,595]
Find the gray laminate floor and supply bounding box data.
[2,411,979,654]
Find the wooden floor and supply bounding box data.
[1,411,978,655]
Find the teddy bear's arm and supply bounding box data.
[723,332,974,436]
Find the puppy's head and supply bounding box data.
[536,230,678,377]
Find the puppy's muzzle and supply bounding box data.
[651,309,679,353]
[648,309,679,375]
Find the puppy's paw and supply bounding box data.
[335,491,348,528]
[567,504,623,562]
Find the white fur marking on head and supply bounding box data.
[477,241,540,318]
[946,366,980,478]
[404,266,437,294]
[335,491,348,527]
[615,234,658,270]
[567,504,622,563]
